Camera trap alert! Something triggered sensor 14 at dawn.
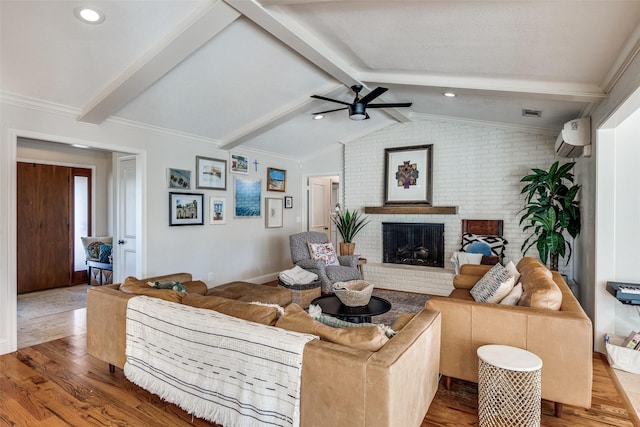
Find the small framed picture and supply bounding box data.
[234,176,262,218]
[196,156,227,190]
[209,196,226,225]
[265,197,283,228]
[168,168,191,189]
[230,153,249,174]
[169,192,204,226]
[267,167,286,192]
[284,196,293,209]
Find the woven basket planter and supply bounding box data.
[333,280,373,307]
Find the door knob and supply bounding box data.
[118,240,125,245]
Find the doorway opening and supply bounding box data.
[306,175,340,247]
[12,136,142,351]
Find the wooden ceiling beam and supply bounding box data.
[225,0,412,125]
[78,1,241,124]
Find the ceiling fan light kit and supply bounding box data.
[311,84,412,120]
[349,103,367,120]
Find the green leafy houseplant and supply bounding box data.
[330,206,370,255]
[519,161,581,270]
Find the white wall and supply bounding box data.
[593,96,640,353]
[0,99,331,355]
[343,118,563,289]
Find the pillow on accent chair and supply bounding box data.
[307,242,340,266]
[99,244,112,263]
[465,241,492,256]
[81,236,112,261]
[461,233,508,257]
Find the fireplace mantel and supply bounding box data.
[364,206,458,215]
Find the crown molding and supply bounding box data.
[1,92,223,146]
[1,92,80,117]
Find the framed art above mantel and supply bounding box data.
[384,144,433,205]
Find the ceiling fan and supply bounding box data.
[311,85,412,120]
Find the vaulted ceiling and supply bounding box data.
[3,1,640,160]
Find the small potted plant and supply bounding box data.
[330,205,370,256]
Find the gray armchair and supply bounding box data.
[289,231,361,293]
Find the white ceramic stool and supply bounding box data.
[477,345,543,427]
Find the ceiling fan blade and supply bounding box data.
[366,102,413,108]
[359,87,388,105]
[312,107,348,115]
[310,94,351,106]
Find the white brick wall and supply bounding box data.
[345,118,565,294]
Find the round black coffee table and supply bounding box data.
[310,295,391,323]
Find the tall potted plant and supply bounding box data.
[519,161,581,270]
[330,206,370,256]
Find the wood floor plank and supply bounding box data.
[1,333,635,427]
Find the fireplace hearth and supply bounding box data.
[382,222,445,268]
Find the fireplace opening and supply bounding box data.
[382,222,445,268]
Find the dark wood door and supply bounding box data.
[17,162,72,294]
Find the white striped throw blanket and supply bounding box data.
[124,296,316,427]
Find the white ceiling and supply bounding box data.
[3,0,640,160]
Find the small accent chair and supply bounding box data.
[289,231,361,294]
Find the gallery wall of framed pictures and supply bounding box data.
[166,154,294,228]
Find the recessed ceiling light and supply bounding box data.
[313,115,324,120]
[443,92,456,98]
[74,7,105,24]
[71,144,90,149]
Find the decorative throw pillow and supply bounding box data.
[470,263,509,302]
[465,241,492,256]
[499,282,524,305]
[99,243,112,263]
[487,276,516,303]
[148,280,186,293]
[276,303,389,352]
[308,304,395,338]
[461,233,508,257]
[308,242,340,266]
[505,260,521,283]
[119,276,184,303]
[81,236,112,260]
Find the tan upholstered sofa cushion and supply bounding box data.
[515,258,562,310]
[182,293,281,326]
[119,276,185,303]
[276,303,389,351]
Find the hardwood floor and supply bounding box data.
[0,334,636,427]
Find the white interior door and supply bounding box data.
[308,176,336,240]
[115,156,137,281]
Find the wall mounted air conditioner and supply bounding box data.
[555,117,591,158]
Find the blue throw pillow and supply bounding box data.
[99,244,112,263]
[465,241,492,256]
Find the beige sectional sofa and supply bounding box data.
[425,257,592,416]
[87,273,442,427]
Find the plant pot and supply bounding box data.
[339,242,355,256]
